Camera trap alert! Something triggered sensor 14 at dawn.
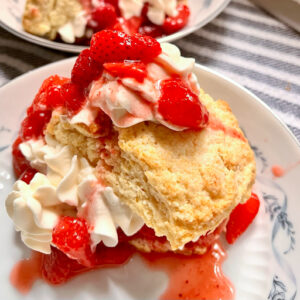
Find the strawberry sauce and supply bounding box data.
[272,161,300,178]
[140,242,234,300]
[10,251,43,294]
[10,242,233,299]
[208,116,246,142]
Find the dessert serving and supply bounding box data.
[6,30,260,299]
[22,0,190,44]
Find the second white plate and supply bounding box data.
[0,0,230,53]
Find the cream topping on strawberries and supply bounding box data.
[71,43,201,131]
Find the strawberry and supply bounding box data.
[71,49,103,88]
[90,30,161,64]
[12,137,31,178]
[139,25,164,38]
[20,168,37,184]
[104,0,119,12]
[20,75,68,140]
[226,193,260,244]
[31,75,69,112]
[20,110,52,140]
[112,17,143,35]
[60,82,86,116]
[163,4,190,34]
[94,243,134,266]
[52,217,94,267]
[157,78,209,129]
[89,3,117,31]
[103,61,146,82]
[41,247,88,285]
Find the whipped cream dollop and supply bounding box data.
[119,0,178,25]
[58,11,87,43]
[5,135,143,254]
[74,43,200,131]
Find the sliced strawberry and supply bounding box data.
[94,243,134,266]
[103,61,146,82]
[71,49,103,88]
[41,247,88,285]
[52,217,94,267]
[31,75,69,112]
[90,30,161,64]
[157,78,209,129]
[139,25,164,38]
[60,82,86,116]
[20,110,52,140]
[226,193,260,244]
[20,168,37,184]
[113,17,143,35]
[19,75,68,141]
[41,243,133,285]
[89,3,117,31]
[163,4,190,34]
[12,137,31,178]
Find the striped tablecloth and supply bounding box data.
[0,0,299,141]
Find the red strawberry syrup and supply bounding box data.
[140,242,234,300]
[272,160,300,178]
[10,241,233,300]
[10,251,43,294]
[208,116,246,142]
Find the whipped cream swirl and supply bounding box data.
[73,43,200,131]
[5,135,143,254]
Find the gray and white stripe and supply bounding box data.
[176,0,300,141]
[0,0,299,140]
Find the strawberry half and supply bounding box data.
[90,30,161,64]
[41,247,88,285]
[89,3,117,31]
[52,217,94,267]
[71,49,103,88]
[226,193,260,244]
[163,4,190,34]
[157,78,209,129]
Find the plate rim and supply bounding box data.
[1,56,299,152]
[0,56,299,299]
[0,0,231,53]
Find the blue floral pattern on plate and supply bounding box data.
[252,145,297,300]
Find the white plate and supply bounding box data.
[0,0,230,53]
[0,58,299,299]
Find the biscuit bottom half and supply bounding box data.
[46,90,256,252]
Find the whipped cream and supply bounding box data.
[119,0,178,25]
[5,135,143,254]
[73,43,200,131]
[58,11,87,44]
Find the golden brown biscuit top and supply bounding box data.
[47,90,256,250]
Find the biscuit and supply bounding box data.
[23,0,82,39]
[47,90,256,250]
